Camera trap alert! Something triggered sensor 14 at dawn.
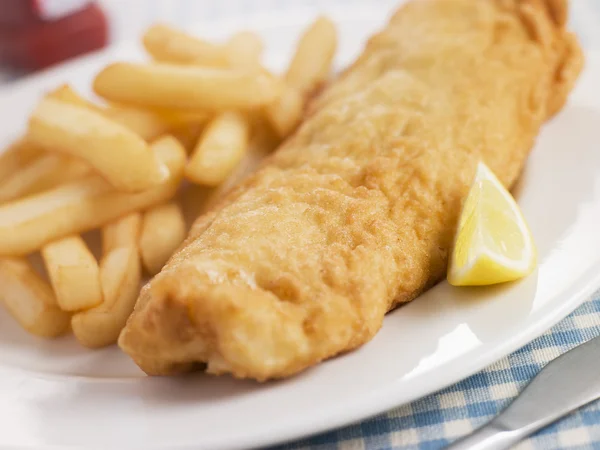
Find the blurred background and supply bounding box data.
[0,0,599,85]
[0,0,375,84]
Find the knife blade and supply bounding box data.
[447,334,600,450]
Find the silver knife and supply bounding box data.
[447,334,600,450]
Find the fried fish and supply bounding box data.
[119,0,583,380]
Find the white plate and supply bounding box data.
[1,4,600,450]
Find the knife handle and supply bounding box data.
[447,422,526,450]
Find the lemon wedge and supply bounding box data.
[448,162,536,286]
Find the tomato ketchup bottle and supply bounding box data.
[0,0,108,71]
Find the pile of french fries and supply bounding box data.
[0,18,337,348]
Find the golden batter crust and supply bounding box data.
[119,0,583,381]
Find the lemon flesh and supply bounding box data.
[448,162,536,286]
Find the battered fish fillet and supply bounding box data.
[119,0,583,380]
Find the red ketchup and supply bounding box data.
[0,0,108,71]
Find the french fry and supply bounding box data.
[205,122,278,209]
[140,202,186,275]
[185,111,250,186]
[0,154,89,204]
[226,31,264,69]
[103,105,171,142]
[143,23,230,67]
[180,122,278,225]
[28,98,167,192]
[102,212,142,256]
[93,62,282,111]
[0,138,44,183]
[75,210,143,347]
[41,236,103,312]
[265,17,337,137]
[265,85,304,137]
[143,24,264,70]
[0,136,186,257]
[48,84,172,142]
[285,16,337,94]
[71,246,141,348]
[46,84,105,113]
[151,108,209,129]
[0,257,70,337]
